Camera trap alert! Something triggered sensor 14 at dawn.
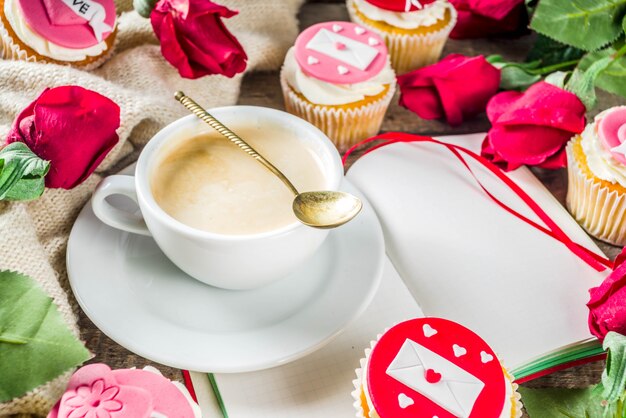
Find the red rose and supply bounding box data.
[588,253,626,340]
[449,0,528,39]
[150,0,247,79]
[7,86,120,189]
[397,54,501,126]
[481,82,586,171]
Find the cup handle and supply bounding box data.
[91,175,151,236]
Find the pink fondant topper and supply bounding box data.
[364,0,437,12]
[47,364,198,418]
[294,21,388,84]
[367,318,506,418]
[18,0,115,49]
[598,106,626,166]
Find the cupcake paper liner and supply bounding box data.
[0,14,116,70]
[280,71,395,152]
[347,0,457,74]
[566,142,626,246]
[351,339,522,418]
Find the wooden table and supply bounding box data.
[79,1,626,416]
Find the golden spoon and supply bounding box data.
[174,91,362,229]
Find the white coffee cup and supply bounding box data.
[91,106,343,290]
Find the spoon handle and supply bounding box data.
[175,91,300,196]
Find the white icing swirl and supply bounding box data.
[353,0,451,29]
[581,109,626,188]
[4,0,110,62]
[282,47,395,106]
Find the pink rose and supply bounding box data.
[588,252,626,340]
[449,0,528,39]
[6,86,120,189]
[151,0,247,79]
[397,54,501,126]
[481,82,586,171]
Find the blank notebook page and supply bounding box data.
[346,133,607,370]
[208,257,423,417]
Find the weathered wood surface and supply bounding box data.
[78,1,626,416]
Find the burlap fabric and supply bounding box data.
[0,1,303,415]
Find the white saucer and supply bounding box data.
[67,166,384,373]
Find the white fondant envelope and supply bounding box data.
[386,339,484,417]
[305,29,378,70]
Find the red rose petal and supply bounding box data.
[487,124,571,165]
[486,90,522,123]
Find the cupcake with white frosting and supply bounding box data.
[347,0,457,74]
[280,21,396,151]
[0,0,117,69]
[352,318,522,418]
[567,106,626,245]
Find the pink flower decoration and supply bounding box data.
[397,54,501,126]
[150,0,248,79]
[63,379,122,418]
[6,86,120,189]
[481,82,586,171]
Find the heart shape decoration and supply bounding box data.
[425,368,442,384]
[332,24,343,32]
[453,344,467,358]
[398,393,414,409]
[481,351,494,364]
[423,324,437,338]
[599,107,626,165]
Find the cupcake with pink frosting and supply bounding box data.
[47,363,201,418]
[280,21,396,152]
[0,0,117,69]
[567,106,626,245]
[346,0,457,74]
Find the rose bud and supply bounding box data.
[397,54,501,127]
[6,86,120,189]
[150,0,248,79]
[481,82,586,171]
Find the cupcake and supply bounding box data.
[352,318,522,418]
[567,106,626,246]
[347,0,457,74]
[0,0,117,69]
[280,21,396,152]
[47,364,201,418]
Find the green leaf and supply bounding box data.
[579,48,626,99]
[519,386,607,417]
[0,270,90,403]
[527,34,586,67]
[486,55,542,90]
[500,66,542,90]
[545,71,570,89]
[599,332,626,403]
[0,143,49,201]
[530,0,626,51]
[566,56,614,110]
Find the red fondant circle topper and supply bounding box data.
[367,318,507,418]
[363,0,437,12]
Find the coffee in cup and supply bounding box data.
[151,120,326,235]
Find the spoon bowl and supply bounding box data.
[293,191,363,229]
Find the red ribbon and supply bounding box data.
[343,132,612,272]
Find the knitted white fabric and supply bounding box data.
[0,0,303,415]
